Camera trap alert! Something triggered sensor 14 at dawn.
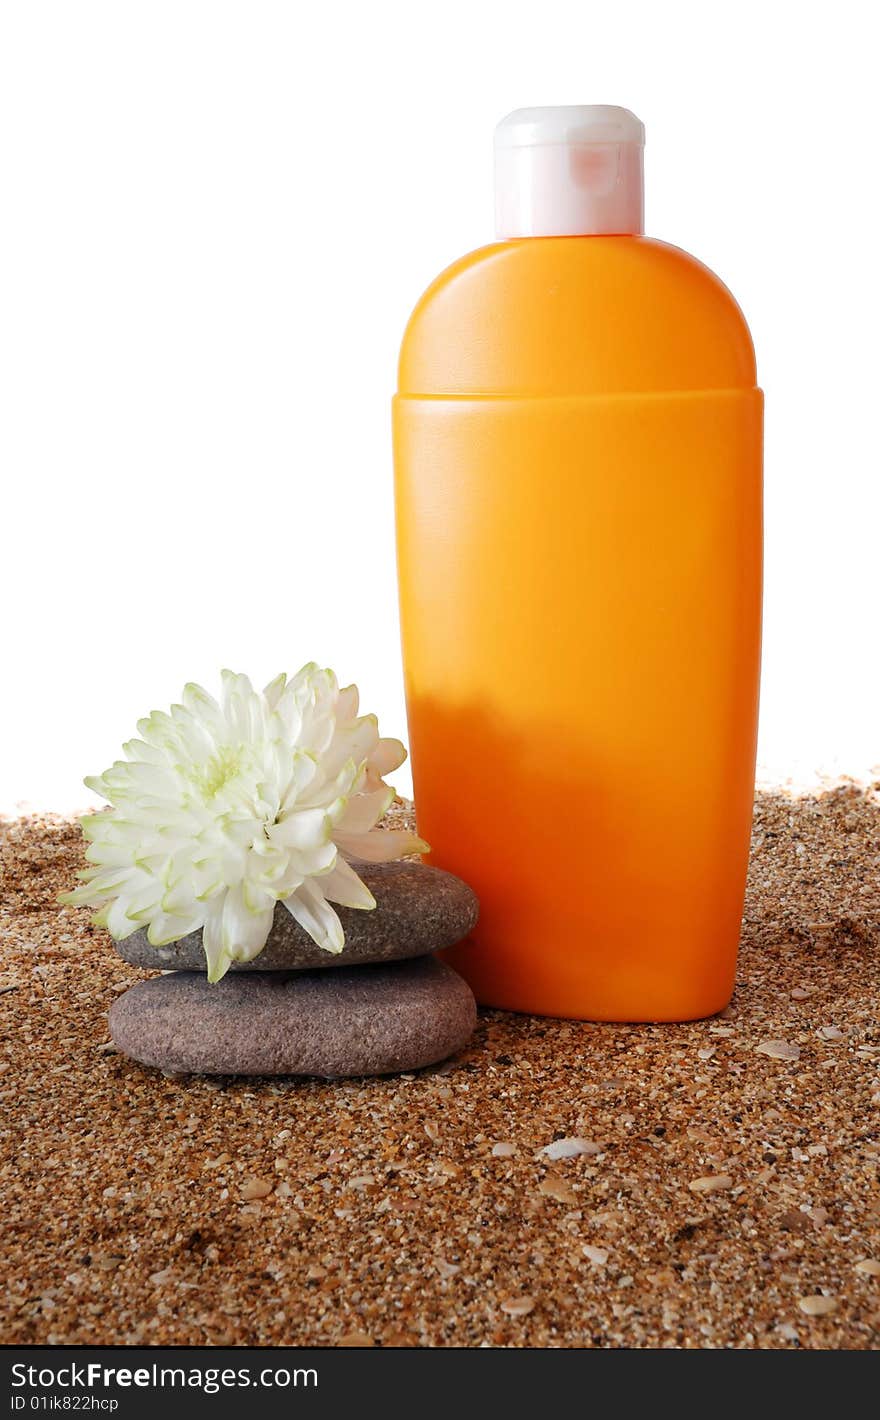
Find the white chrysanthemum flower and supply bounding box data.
[60,664,428,982]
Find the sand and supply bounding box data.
[1,787,878,1349]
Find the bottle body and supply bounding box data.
[393,236,762,1021]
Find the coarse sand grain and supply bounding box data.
[1,789,879,1349]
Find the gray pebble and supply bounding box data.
[115,860,478,972]
[109,957,477,1078]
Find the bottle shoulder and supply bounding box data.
[398,236,756,396]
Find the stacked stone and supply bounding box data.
[109,861,479,1078]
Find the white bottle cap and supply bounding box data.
[494,105,645,239]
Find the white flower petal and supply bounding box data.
[262,671,288,710]
[202,902,226,982]
[268,805,335,851]
[282,878,345,954]
[169,703,216,762]
[336,684,359,721]
[182,680,224,728]
[370,738,407,776]
[160,880,200,917]
[296,757,362,810]
[335,786,394,836]
[122,738,167,766]
[319,857,377,911]
[289,660,323,691]
[278,751,318,812]
[335,828,429,862]
[320,715,379,779]
[126,882,166,920]
[221,882,275,963]
[84,839,141,868]
[238,865,271,907]
[135,709,183,755]
[73,865,139,899]
[220,670,259,740]
[146,909,203,946]
[283,840,338,878]
[106,896,143,940]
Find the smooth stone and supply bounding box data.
[115,860,478,972]
[109,957,477,1078]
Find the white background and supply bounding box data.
[1,0,877,813]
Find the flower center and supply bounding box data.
[192,746,244,800]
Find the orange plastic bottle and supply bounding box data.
[393,107,762,1021]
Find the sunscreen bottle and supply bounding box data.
[393,107,762,1020]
